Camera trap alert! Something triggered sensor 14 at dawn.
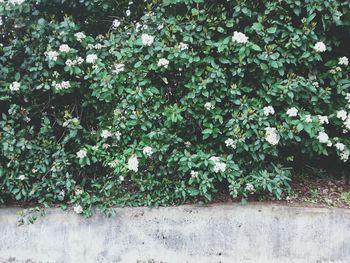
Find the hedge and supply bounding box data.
[0,0,349,216]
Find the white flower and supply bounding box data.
[141,34,154,46]
[86,54,98,64]
[54,81,71,91]
[211,160,225,173]
[59,190,65,197]
[346,93,350,104]
[313,41,326,52]
[59,44,70,53]
[94,43,103,50]
[115,131,121,141]
[245,183,255,193]
[305,115,313,123]
[204,102,214,110]
[112,63,125,74]
[76,57,84,65]
[101,130,112,139]
[18,174,26,180]
[143,146,153,157]
[76,149,87,159]
[46,50,59,61]
[74,32,86,42]
[335,143,345,151]
[265,127,279,146]
[102,143,110,149]
[225,138,236,149]
[73,205,83,214]
[190,170,199,178]
[8,0,25,5]
[178,42,189,50]
[119,176,125,181]
[209,156,226,173]
[286,107,298,117]
[65,59,74,67]
[75,188,83,195]
[318,115,329,125]
[345,116,350,131]
[112,19,121,29]
[62,81,71,89]
[126,10,131,16]
[337,110,347,121]
[108,159,119,168]
[340,150,349,162]
[263,106,275,116]
[338,56,349,66]
[317,131,329,144]
[157,58,169,68]
[9,81,20,91]
[127,155,139,172]
[312,81,319,87]
[232,31,248,44]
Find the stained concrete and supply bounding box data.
[0,204,349,263]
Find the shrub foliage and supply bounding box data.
[0,0,349,215]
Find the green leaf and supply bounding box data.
[134,61,142,68]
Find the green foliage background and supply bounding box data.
[0,0,349,215]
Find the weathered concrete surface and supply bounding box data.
[0,204,349,263]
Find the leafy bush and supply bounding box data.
[0,0,349,215]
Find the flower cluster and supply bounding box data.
[178,42,189,50]
[265,127,279,146]
[65,57,84,67]
[74,32,86,42]
[190,170,199,178]
[9,81,20,91]
[86,54,98,64]
[7,0,25,5]
[232,31,248,43]
[112,19,121,29]
[263,106,275,116]
[77,149,87,159]
[318,115,329,125]
[225,138,236,149]
[317,131,331,146]
[46,51,59,61]
[337,110,347,121]
[128,155,139,172]
[101,130,112,139]
[74,205,83,214]
[143,146,153,157]
[204,102,214,110]
[53,81,71,91]
[157,58,169,68]
[245,183,255,193]
[141,34,154,46]
[59,44,71,53]
[338,56,349,66]
[112,63,125,74]
[286,107,298,117]
[209,156,226,173]
[313,41,326,52]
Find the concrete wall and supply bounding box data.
[0,204,349,263]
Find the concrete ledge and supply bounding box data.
[0,204,349,263]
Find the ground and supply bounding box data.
[209,172,350,209]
